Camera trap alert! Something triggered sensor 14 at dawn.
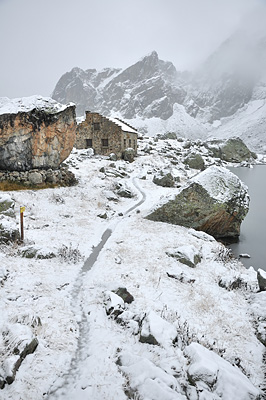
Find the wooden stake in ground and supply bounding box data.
[20,206,25,242]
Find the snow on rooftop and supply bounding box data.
[109,117,138,134]
[0,95,74,116]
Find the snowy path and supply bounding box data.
[47,177,146,399]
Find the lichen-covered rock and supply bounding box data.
[0,96,76,171]
[147,166,249,240]
[205,137,257,163]
[184,153,205,170]
[153,170,175,187]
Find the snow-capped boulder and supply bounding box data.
[0,96,76,171]
[147,166,249,240]
[185,343,261,399]
[139,311,177,347]
[166,245,202,268]
[0,323,38,388]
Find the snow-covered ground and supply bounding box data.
[0,138,265,400]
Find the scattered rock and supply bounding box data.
[113,287,134,304]
[139,311,177,346]
[104,291,125,317]
[156,132,177,140]
[166,245,202,268]
[109,153,117,161]
[153,170,175,187]
[97,212,108,219]
[123,148,135,163]
[116,183,133,198]
[218,276,247,291]
[184,153,205,170]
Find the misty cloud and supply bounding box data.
[0,0,265,98]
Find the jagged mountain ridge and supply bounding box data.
[52,32,266,152]
[53,51,187,120]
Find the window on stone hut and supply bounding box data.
[134,139,136,149]
[93,122,100,131]
[86,139,92,148]
[102,139,109,147]
[124,138,126,147]
[129,139,132,147]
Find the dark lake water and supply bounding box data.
[228,165,266,271]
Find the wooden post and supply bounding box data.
[20,206,25,242]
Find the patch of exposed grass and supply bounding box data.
[0,181,58,191]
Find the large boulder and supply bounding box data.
[205,137,257,163]
[185,343,260,399]
[147,166,249,240]
[0,96,76,171]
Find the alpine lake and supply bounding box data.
[228,164,266,271]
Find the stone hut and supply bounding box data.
[75,112,138,158]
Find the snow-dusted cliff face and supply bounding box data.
[52,52,187,120]
[52,29,266,153]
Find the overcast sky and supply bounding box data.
[0,0,265,99]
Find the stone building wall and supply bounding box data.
[76,112,137,159]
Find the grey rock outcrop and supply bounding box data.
[147,166,249,240]
[153,171,175,187]
[205,137,257,163]
[184,153,205,170]
[0,96,76,171]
